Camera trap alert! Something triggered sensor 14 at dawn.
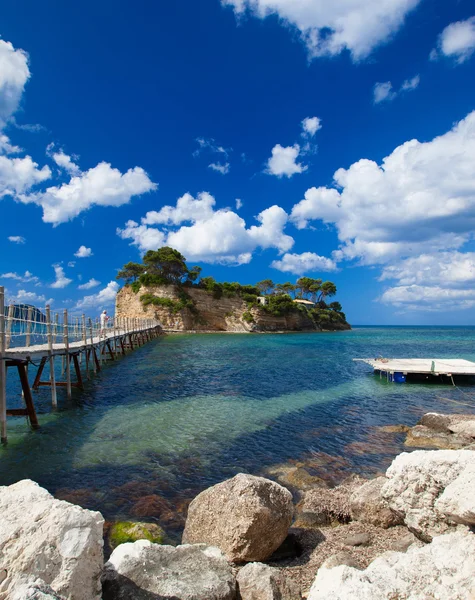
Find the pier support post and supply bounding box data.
[0,286,7,443]
[46,306,57,408]
[64,310,72,399]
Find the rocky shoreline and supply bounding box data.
[1,411,475,599]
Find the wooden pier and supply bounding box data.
[354,358,475,383]
[0,286,162,443]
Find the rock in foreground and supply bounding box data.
[182,474,293,562]
[350,477,401,529]
[0,480,104,600]
[102,540,236,600]
[237,562,302,600]
[381,449,475,540]
[308,530,475,599]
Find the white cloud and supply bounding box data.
[266,144,307,178]
[8,235,25,244]
[380,285,475,312]
[117,220,166,253]
[118,192,294,264]
[0,39,30,126]
[74,245,93,258]
[401,74,420,91]
[433,16,475,64]
[0,154,51,197]
[236,198,243,210]
[302,117,322,137]
[373,75,419,104]
[291,110,475,266]
[271,252,337,275]
[50,265,72,289]
[208,162,230,174]
[78,278,101,290]
[51,149,81,176]
[7,289,49,306]
[380,252,475,287]
[221,0,421,60]
[21,162,156,225]
[0,270,38,283]
[75,281,119,310]
[194,137,229,158]
[373,82,395,104]
[68,261,76,268]
[0,134,21,154]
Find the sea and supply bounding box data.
[1,326,475,537]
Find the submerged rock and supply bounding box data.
[0,479,104,600]
[405,424,471,449]
[102,540,236,600]
[182,474,293,563]
[237,562,302,600]
[108,521,166,549]
[308,530,475,599]
[382,449,475,541]
[350,477,402,529]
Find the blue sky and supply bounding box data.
[0,0,474,324]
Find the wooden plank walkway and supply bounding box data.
[0,285,163,443]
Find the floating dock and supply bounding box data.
[354,358,475,383]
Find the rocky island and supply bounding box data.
[115,247,351,332]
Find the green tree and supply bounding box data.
[328,301,342,312]
[296,277,322,301]
[318,281,337,302]
[256,279,275,296]
[143,247,189,284]
[116,262,145,284]
[186,265,202,284]
[275,282,296,298]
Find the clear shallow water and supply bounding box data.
[2,327,475,535]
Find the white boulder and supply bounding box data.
[0,480,104,600]
[237,562,302,600]
[102,540,236,599]
[308,530,475,600]
[381,450,475,540]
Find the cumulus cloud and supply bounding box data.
[194,137,230,158]
[0,154,51,197]
[118,192,294,264]
[51,149,81,176]
[373,75,419,104]
[21,162,156,225]
[271,252,337,275]
[209,162,230,175]
[291,110,475,311]
[302,117,322,137]
[78,278,101,290]
[74,245,93,258]
[75,281,119,310]
[0,270,38,283]
[7,289,50,305]
[380,285,475,312]
[8,235,25,244]
[432,16,475,64]
[221,0,421,60]
[50,265,72,289]
[266,144,307,178]
[236,198,243,210]
[0,39,30,126]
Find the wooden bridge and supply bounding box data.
[0,286,163,443]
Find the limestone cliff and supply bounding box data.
[115,285,350,333]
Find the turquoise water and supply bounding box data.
[1,327,475,535]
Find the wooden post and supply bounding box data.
[0,287,7,443]
[63,310,72,399]
[46,305,57,408]
[17,362,39,429]
[88,318,96,374]
[5,304,14,349]
[82,314,89,377]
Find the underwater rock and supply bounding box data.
[108,521,166,549]
[182,473,293,563]
[103,541,236,600]
[237,562,302,600]
[264,464,329,493]
[377,425,411,434]
[350,477,402,529]
[0,479,104,600]
[405,425,471,450]
[382,449,475,541]
[308,530,475,600]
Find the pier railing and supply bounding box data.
[0,285,163,443]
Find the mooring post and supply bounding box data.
[22,305,33,399]
[82,314,88,376]
[46,305,57,408]
[88,317,96,374]
[0,287,7,443]
[63,310,72,399]
[5,304,14,349]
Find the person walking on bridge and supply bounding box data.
[100,310,109,335]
